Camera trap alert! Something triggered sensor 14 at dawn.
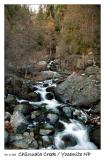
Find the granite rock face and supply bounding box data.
[55,73,100,108]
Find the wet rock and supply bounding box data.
[41,71,61,80]
[23,131,34,138]
[46,86,55,92]
[43,83,49,87]
[9,133,38,149]
[46,86,63,103]
[44,123,54,130]
[5,130,9,144]
[90,126,100,148]
[11,111,29,133]
[47,113,59,124]
[5,112,11,121]
[14,104,32,115]
[39,129,54,136]
[39,123,54,136]
[5,78,39,100]
[46,92,54,100]
[34,114,47,123]
[73,109,88,123]
[30,132,34,138]
[55,121,65,132]
[62,134,77,147]
[5,94,17,105]
[63,107,72,118]
[31,111,40,119]
[27,92,41,101]
[23,132,30,137]
[55,73,100,107]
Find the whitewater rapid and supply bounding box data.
[17,79,97,150]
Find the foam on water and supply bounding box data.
[54,119,97,149]
[16,78,98,150]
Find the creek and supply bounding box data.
[17,78,97,149]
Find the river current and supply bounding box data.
[17,78,97,150]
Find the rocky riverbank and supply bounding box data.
[5,60,100,149]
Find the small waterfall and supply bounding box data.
[54,119,97,149]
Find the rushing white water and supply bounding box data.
[17,79,60,111]
[16,78,97,149]
[54,119,97,149]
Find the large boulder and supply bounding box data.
[5,75,23,96]
[55,73,100,107]
[47,113,59,124]
[5,75,38,100]
[11,111,29,133]
[90,126,100,148]
[14,104,33,115]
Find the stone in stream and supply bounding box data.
[46,86,55,92]
[39,129,54,136]
[46,86,63,103]
[39,124,54,136]
[11,111,29,133]
[73,109,88,123]
[62,107,73,118]
[27,92,41,101]
[31,111,40,119]
[55,72,100,108]
[55,121,65,132]
[43,83,49,87]
[47,113,59,124]
[62,134,77,147]
[14,104,33,115]
[46,92,54,100]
